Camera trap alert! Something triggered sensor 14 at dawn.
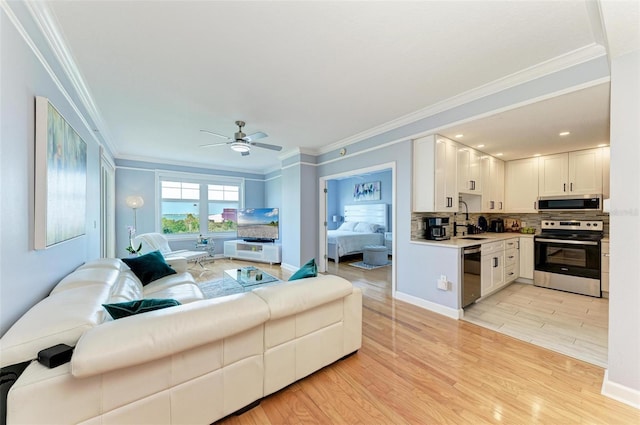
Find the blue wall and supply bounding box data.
[1,7,104,335]
[328,169,392,230]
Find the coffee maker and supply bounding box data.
[423,217,450,240]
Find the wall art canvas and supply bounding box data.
[35,96,87,249]
[353,181,381,201]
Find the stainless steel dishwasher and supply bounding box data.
[462,245,482,308]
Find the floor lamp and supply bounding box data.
[125,195,144,230]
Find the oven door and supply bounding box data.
[534,238,601,279]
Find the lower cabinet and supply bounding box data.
[481,241,505,296]
[518,237,534,280]
[504,239,519,284]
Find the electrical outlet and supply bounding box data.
[437,277,449,291]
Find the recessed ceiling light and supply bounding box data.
[476,144,485,148]
[559,131,571,136]
[455,134,464,138]
[495,153,504,157]
[597,143,609,147]
[534,154,541,157]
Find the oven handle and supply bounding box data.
[535,238,599,246]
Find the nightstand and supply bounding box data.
[384,232,392,256]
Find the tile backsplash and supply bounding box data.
[411,211,609,240]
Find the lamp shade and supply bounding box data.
[230,142,251,153]
[125,195,144,209]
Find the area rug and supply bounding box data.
[198,277,282,299]
[348,260,392,270]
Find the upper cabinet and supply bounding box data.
[457,147,483,194]
[505,157,539,213]
[413,135,458,212]
[481,155,504,212]
[538,148,603,196]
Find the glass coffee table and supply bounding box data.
[223,266,279,288]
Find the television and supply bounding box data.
[236,208,279,242]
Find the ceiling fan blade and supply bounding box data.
[243,131,268,142]
[251,142,283,151]
[200,129,231,140]
[241,151,250,156]
[199,141,230,148]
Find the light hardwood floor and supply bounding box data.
[462,283,609,367]
[193,258,638,424]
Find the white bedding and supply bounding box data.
[327,230,384,258]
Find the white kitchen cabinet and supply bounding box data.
[518,237,534,280]
[504,238,519,284]
[481,240,505,296]
[601,241,609,294]
[457,147,482,194]
[481,156,504,212]
[538,148,603,196]
[505,157,539,213]
[413,134,458,212]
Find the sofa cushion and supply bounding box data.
[143,283,204,304]
[122,251,176,285]
[106,275,144,304]
[50,268,121,295]
[288,258,318,281]
[0,285,111,367]
[103,299,181,320]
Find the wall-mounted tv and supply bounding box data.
[237,208,279,242]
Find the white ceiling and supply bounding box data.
[34,1,639,172]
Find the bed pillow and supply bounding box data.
[354,222,380,233]
[102,299,181,320]
[288,258,318,281]
[337,222,357,231]
[122,250,176,286]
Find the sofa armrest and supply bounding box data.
[71,293,269,378]
[165,256,187,273]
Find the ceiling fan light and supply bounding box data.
[230,141,251,153]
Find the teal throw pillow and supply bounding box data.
[122,250,176,285]
[103,299,181,320]
[289,258,318,281]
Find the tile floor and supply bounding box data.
[462,283,608,367]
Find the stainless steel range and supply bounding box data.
[534,220,603,297]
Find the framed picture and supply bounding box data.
[34,96,87,249]
[353,181,381,201]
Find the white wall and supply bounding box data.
[604,49,640,405]
[1,8,103,335]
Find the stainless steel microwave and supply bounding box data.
[536,194,602,211]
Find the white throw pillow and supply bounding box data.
[354,222,377,233]
[338,222,358,231]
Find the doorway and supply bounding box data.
[318,162,396,295]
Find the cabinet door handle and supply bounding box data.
[570,182,573,191]
[499,202,503,210]
[490,201,495,210]
[563,183,566,192]
[603,253,610,257]
[493,257,498,268]
[471,180,475,190]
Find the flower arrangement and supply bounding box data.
[126,226,142,255]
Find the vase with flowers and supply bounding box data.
[126,226,142,255]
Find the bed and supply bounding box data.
[327,204,387,263]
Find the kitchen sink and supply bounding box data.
[460,236,488,240]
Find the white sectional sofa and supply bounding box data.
[0,258,362,425]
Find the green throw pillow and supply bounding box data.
[122,250,176,285]
[289,258,318,281]
[103,299,181,320]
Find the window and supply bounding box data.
[158,174,242,237]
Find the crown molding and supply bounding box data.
[277,147,318,162]
[115,153,266,176]
[318,43,607,155]
[24,1,119,156]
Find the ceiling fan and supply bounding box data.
[200,120,282,156]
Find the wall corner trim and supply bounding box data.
[601,370,640,409]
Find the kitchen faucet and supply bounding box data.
[454,200,470,237]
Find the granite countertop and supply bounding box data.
[411,232,536,249]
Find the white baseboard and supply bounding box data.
[601,370,640,409]
[394,291,462,320]
[280,263,298,272]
